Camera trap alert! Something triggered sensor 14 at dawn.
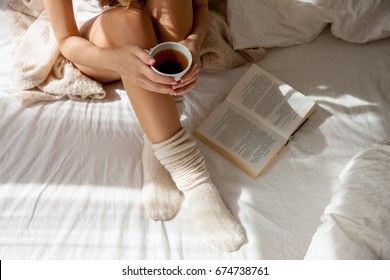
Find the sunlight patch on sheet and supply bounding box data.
[314,94,378,107]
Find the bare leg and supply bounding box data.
[78,5,185,221]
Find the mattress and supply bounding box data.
[1,1,390,260]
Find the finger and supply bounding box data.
[172,80,196,95]
[144,68,178,86]
[131,46,179,86]
[173,77,196,91]
[132,58,177,86]
[141,82,175,94]
[131,45,155,65]
[138,77,176,95]
[180,61,200,83]
[173,69,198,90]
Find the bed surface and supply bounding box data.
[1,1,389,259]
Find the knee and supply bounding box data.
[92,8,158,49]
[150,16,193,43]
[146,0,193,42]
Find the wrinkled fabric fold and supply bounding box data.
[6,0,106,104]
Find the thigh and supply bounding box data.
[77,6,157,83]
[146,0,193,42]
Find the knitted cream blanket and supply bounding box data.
[7,0,106,103]
[200,1,266,70]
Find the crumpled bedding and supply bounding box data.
[305,144,390,259]
[228,0,390,49]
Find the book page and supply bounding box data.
[195,101,287,176]
[227,64,316,139]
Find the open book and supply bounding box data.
[194,64,316,178]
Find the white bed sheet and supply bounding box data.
[1,1,390,259]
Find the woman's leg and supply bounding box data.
[79,6,184,221]
[146,0,245,251]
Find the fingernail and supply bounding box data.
[147,57,155,64]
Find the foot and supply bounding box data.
[185,181,245,252]
[142,137,184,221]
[151,128,245,250]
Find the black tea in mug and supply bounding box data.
[153,49,189,75]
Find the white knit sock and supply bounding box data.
[153,128,245,251]
[142,135,183,220]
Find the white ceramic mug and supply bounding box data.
[148,42,192,81]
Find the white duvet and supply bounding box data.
[305,144,390,259]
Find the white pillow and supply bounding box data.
[315,0,390,43]
[227,0,326,49]
[227,0,390,49]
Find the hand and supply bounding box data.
[111,45,178,95]
[171,41,202,95]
